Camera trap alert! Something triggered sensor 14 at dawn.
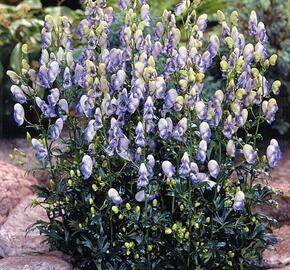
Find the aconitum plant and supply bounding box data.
[8,0,281,269]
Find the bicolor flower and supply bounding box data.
[243,144,257,164]
[233,190,245,211]
[31,138,47,161]
[179,152,190,176]
[199,121,211,142]
[48,61,60,83]
[50,118,63,141]
[84,120,96,143]
[146,154,155,178]
[267,139,282,168]
[63,67,72,89]
[81,155,93,180]
[208,160,220,178]
[158,118,173,140]
[135,122,146,147]
[162,160,175,178]
[108,188,123,205]
[172,118,187,141]
[11,85,27,104]
[35,97,56,118]
[14,103,25,126]
[248,11,257,36]
[195,101,207,119]
[135,190,155,202]
[47,88,60,107]
[58,99,69,120]
[195,140,207,163]
[137,163,149,188]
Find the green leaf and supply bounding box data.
[9,43,22,73]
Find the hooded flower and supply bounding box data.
[135,122,146,147]
[233,190,245,211]
[243,144,257,164]
[199,121,211,141]
[208,160,220,178]
[158,118,173,140]
[81,155,93,180]
[31,138,48,161]
[14,103,25,126]
[266,139,282,168]
[179,152,190,176]
[195,140,207,163]
[11,85,27,104]
[135,190,155,202]
[50,118,64,141]
[58,99,69,120]
[162,160,175,178]
[84,120,96,143]
[172,117,188,140]
[137,163,149,188]
[108,188,123,205]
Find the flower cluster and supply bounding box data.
[9,1,281,269]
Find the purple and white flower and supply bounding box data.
[81,155,93,180]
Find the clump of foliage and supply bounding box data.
[9,0,282,269]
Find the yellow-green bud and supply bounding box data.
[230,11,238,25]
[125,203,131,210]
[272,80,281,95]
[165,227,172,234]
[194,223,199,229]
[220,60,228,72]
[263,59,270,69]
[179,204,185,211]
[225,37,234,49]
[112,206,119,214]
[228,251,235,258]
[269,54,278,66]
[89,198,94,205]
[92,184,97,192]
[216,10,225,23]
[184,231,189,239]
[244,226,250,233]
[118,214,124,220]
[152,199,158,207]
[205,217,211,224]
[70,170,75,177]
[76,170,81,177]
[135,206,140,213]
[196,72,205,82]
[68,179,73,187]
[172,223,178,231]
[134,253,139,259]
[194,202,201,208]
[147,245,153,252]
[90,206,95,215]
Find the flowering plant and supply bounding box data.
[8,0,282,269]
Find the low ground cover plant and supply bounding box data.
[9,0,282,269]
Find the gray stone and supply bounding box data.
[0,196,48,257]
[0,255,73,270]
[0,161,37,225]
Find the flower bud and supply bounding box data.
[220,60,228,72]
[269,54,278,66]
[272,80,281,95]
